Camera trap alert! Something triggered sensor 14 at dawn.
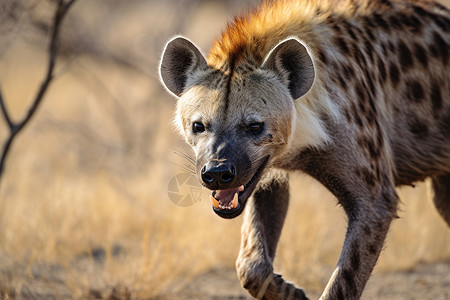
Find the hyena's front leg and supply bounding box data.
[318,174,399,300]
[236,173,308,300]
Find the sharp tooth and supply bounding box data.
[238,185,244,192]
[210,194,220,209]
[231,192,238,208]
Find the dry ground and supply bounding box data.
[180,260,450,300]
[0,1,450,299]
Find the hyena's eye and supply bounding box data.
[247,122,264,134]
[192,122,205,133]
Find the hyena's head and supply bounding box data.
[159,36,315,219]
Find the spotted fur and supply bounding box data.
[159,0,450,299]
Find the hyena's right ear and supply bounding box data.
[159,36,207,97]
[263,37,315,100]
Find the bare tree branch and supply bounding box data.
[0,89,13,130]
[0,0,77,180]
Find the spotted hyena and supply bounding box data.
[159,0,450,299]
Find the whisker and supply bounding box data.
[173,147,195,164]
[172,162,196,175]
[172,147,196,174]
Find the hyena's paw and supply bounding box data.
[236,257,273,298]
[264,274,309,300]
[236,258,308,300]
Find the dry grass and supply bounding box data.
[0,0,450,299]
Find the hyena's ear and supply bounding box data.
[263,38,315,100]
[159,36,207,97]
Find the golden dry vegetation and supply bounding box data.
[0,0,449,299]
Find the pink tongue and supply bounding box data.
[215,187,241,205]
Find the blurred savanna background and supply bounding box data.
[0,0,449,299]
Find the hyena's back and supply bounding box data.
[302,1,450,186]
[317,2,450,186]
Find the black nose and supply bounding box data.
[201,161,236,187]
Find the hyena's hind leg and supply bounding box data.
[432,173,450,227]
[236,171,308,300]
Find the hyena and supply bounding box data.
[159,0,450,299]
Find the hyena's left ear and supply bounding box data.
[159,36,207,97]
[263,38,315,100]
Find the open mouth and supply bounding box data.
[209,156,269,219]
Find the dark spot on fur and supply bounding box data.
[342,269,357,296]
[366,27,376,41]
[409,118,429,137]
[431,81,443,115]
[398,41,414,70]
[389,63,400,87]
[377,132,384,150]
[381,43,388,57]
[377,57,387,82]
[434,17,450,30]
[413,43,429,69]
[368,243,378,255]
[367,111,376,126]
[413,6,444,32]
[409,15,423,33]
[373,13,389,30]
[364,42,375,63]
[388,41,396,53]
[318,49,328,65]
[406,80,425,103]
[359,100,367,115]
[413,6,429,18]
[336,37,349,54]
[351,243,361,271]
[354,47,365,67]
[367,76,377,98]
[355,114,364,127]
[357,137,366,149]
[364,16,376,29]
[243,279,255,290]
[431,31,449,65]
[345,108,352,122]
[377,0,393,8]
[342,64,355,80]
[337,75,348,91]
[343,21,358,41]
[362,167,375,186]
[399,13,422,33]
[355,84,365,101]
[336,286,345,300]
[388,14,403,29]
[367,140,380,158]
[435,16,450,32]
[368,94,377,114]
[332,22,342,34]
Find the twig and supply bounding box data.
[0,0,77,180]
